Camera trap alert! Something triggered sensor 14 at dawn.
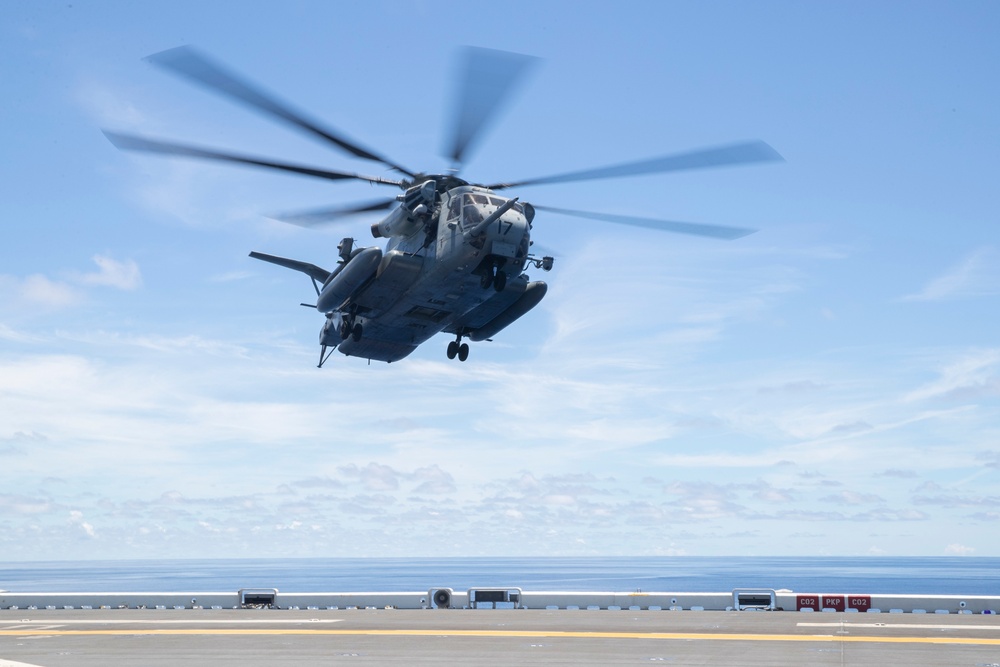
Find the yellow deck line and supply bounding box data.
[2,628,1000,645]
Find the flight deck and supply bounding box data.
[3,588,1000,666]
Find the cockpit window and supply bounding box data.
[447,195,461,221]
[460,192,523,229]
[462,194,483,228]
[491,196,524,214]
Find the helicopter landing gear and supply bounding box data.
[493,269,507,292]
[447,336,470,362]
[480,263,507,292]
[338,312,363,342]
[318,344,335,369]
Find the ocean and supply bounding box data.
[2,557,999,596]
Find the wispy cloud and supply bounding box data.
[76,78,149,129]
[72,254,142,290]
[209,270,255,283]
[902,349,1000,403]
[902,247,1000,302]
[0,255,141,311]
[0,324,41,343]
[944,543,975,556]
[1,273,79,307]
[820,490,886,505]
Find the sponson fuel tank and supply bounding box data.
[468,281,547,341]
[315,246,382,313]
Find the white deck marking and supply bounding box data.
[798,622,1000,631]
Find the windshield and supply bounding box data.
[460,193,522,229]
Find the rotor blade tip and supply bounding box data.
[144,44,195,65]
[756,141,785,163]
[101,129,132,150]
[728,228,758,240]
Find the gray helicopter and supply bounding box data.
[104,46,781,366]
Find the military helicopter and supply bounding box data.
[104,46,781,366]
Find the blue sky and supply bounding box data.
[2,1,999,561]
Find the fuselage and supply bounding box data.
[317,183,546,362]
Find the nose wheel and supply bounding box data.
[479,263,507,292]
[447,337,470,362]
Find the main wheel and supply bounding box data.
[480,271,493,289]
[493,270,507,292]
[352,323,363,342]
[447,341,458,359]
[458,343,469,362]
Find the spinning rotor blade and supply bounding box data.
[270,198,397,226]
[489,140,783,189]
[103,131,405,186]
[145,46,417,178]
[534,205,756,240]
[444,46,538,169]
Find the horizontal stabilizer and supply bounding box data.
[249,251,330,283]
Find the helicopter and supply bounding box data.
[103,46,782,367]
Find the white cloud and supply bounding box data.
[0,493,54,515]
[69,510,98,539]
[903,349,1000,403]
[902,247,1000,302]
[0,255,141,312]
[411,465,457,495]
[874,469,918,479]
[76,78,148,128]
[209,270,255,283]
[944,543,975,556]
[850,508,927,522]
[0,323,44,343]
[338,463,401,491]
[6,273,79,307]
[59,331,251,359]
[73,254,142,290]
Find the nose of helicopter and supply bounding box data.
[485,211,529,266]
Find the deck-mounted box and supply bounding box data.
[821,595,846,612]
[796,595,820,611]
[847,595,872,612]
[239,588,277,608]
[468,588,522,609]
[733,589,776,611]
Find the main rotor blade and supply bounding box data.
[270,198,397,227]
[145,46,417,178]
[534,205,756,240]
[103,131,405,187]
[443,46,538,170]
[489,140,783,190]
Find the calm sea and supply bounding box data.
[2,557,998,595]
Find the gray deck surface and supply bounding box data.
[3,608,1000,665]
